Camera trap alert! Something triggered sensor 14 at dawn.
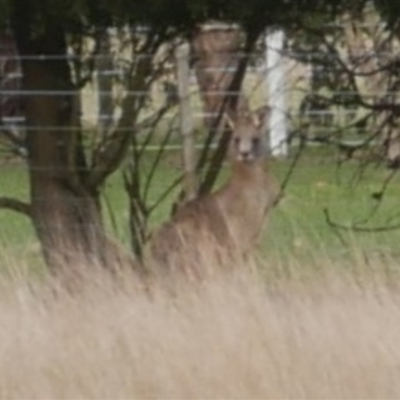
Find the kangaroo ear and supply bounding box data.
[253,106,270,129]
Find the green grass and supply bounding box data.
[0,162,35,252]
[1,146,400,269]
[266,148,400,265]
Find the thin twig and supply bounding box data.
[356,168,398,226]
[143,114,178,204]
[148,175,183,215]
[324,207,400,233]
[276,131,307,205]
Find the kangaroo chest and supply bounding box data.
[214,176,270,248]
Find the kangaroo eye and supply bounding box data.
[252,137,260,146]
[233,137,240,145]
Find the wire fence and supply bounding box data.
[1,22,400,256]
[0,24,399,159]
[0,54,346,147]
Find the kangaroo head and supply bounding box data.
[226,106,270,164]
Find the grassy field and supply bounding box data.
[1,146,400,269]
[0,147,400,398]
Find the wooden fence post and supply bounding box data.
[96,29,114,138]
[176,42,197,201]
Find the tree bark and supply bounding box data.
[11,12,108,272]
[193,25,259,195]
[191,24,246,129]
[96,29,114,139]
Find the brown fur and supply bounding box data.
[148,107,280,278]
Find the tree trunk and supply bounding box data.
[191,24,249,130]
[12,15,108,272]
[96,29,114,139]
[192,25,258,195]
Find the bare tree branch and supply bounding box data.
[358,169,398,225]
[88,31,173,189]
[143,114,178,204]
[324,208,400,233]
[279,131,307,201]
[0,197,32,217]
[294,19,400,113]
[148,175,183,215]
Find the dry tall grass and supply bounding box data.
[0,254,400,399]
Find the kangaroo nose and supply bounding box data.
[239,150,252,161]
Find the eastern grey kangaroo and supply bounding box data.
[148,106,280,278]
